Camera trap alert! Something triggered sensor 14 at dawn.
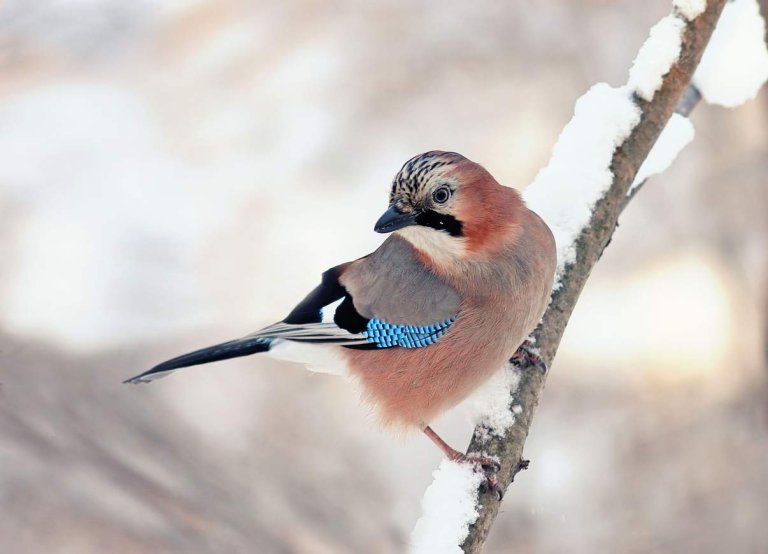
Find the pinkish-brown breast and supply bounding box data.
[341,206,556,429]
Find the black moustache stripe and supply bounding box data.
[415,210,464,237]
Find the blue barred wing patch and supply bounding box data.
[363,316,456,348]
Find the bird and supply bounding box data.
[125,151,556,492]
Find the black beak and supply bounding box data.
[374,205,419,233]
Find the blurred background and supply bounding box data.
[0,1,766,552]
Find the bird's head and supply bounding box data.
[375,151,521,264]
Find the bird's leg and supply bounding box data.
[423,426,500,470]
[511,338,548,373]
[423,426,502,498]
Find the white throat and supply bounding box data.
[396,226,468,265]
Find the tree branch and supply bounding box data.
[761,0,768,44]
[625,81,701,205]
[459,2,727,551]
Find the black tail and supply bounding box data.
[124,336,272,384]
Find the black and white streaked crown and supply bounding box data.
[390,151,466,202]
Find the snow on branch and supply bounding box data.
[631,112,695,190]
[524,84,640,281]
[410,462,485,554]
[410,2,733,553]
[693,0,768,106]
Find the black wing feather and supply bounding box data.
[124,336,271,384]
[284,267,346,324]
[283,265,371,336]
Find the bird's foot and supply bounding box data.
[511,339,547,374]
[423,425,503,499]
[447,451,503,500]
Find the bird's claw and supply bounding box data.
[512,339,548,374]
[450,453,503,500]
[480,459,501,473]
[478,472,503,500]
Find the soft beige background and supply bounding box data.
[0,1,766,552]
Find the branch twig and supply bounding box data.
[460,2,727,551]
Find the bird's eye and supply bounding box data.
[432,186,451,204]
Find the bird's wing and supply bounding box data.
[266,235,461,349]
[243,262,371,346]
[125,237,461,383]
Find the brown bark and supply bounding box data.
[761,0,768,46]
[459,2,728,552]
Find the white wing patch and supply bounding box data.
[320,298,344,323]
[267,339,349,375]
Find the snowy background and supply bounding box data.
[0,1,766,552]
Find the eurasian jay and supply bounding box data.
[126,151,556,488]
